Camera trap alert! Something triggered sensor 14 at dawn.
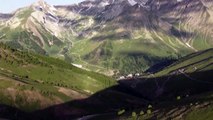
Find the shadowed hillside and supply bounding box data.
[0,70,212,120]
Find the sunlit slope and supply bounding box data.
[156,48,213,76]
[0,43,115,111]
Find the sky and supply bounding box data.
[0,0,84,13]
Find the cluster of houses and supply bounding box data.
[117,73,141,80]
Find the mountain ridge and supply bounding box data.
[0,0,213,74]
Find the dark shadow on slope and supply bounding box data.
[0,104,27,120]
[119,70,213,101]
[91,32,132,41]
[170,27,194,39]
[0,85,148,120]
[0,70,213,120]
[31,70,213,120]
[146,59,177,73]
[116,51,178,73]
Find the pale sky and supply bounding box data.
[0,0,85,13]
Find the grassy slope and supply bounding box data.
[70,37,188,75]
[155,48,213,76]
[69,25,207,74]
[0,43,116,111]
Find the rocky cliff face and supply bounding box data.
[56,0,213,41]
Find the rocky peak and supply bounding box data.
[32,0,57,14]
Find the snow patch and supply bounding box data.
[128,0,138,6]
[177,0,183,2]
[99,1,110,7]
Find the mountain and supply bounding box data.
[0,0,212,119]
[0,0,212,75]
[70,0,213,74]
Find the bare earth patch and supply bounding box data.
[58,87,88,99]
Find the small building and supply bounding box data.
[119,76,125,80]
[135,73,140,77]
[127,74,133,78]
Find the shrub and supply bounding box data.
[148,104,152,109]
[132,112,137,120]
[147,109,152,114]
[177,96,181,100]
[117,109,125,115]
[139,110,145,115]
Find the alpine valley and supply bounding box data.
[0,0,212,120]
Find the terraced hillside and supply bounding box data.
[0,43,116,112]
